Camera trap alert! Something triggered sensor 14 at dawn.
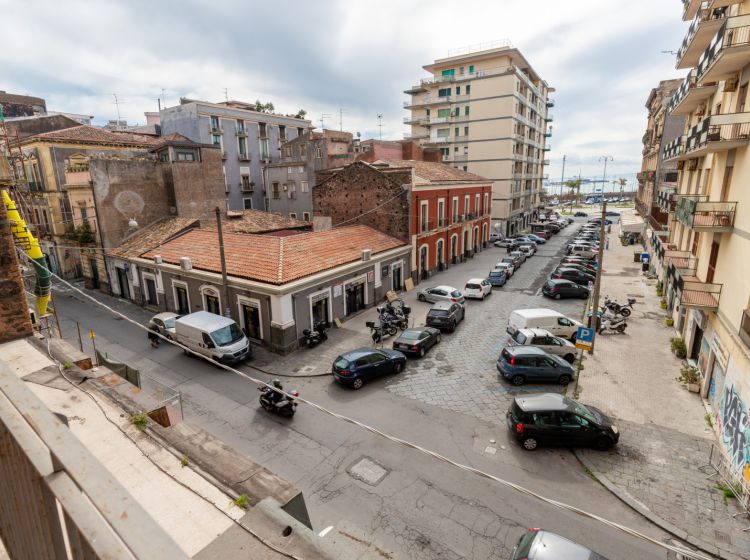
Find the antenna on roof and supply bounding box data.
[223,88,229,101]
[319,112,332,130]
[661,50,677,55]
[377,113,383,140]
[338,108,347,131]
[112,93,125,124]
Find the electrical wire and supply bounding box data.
[22,255,713,560]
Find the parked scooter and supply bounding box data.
[604,296,637,318]
[366,318,397,343]
[379,301,411,331]
[302,321,329,348]
[258,385,298,417]
[598,314,628,334]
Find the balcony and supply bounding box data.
[404,82,428,94]
[424,137,451,145]
[668,69,718,116]
[684,112,750,156]
[697,15,750,82]
[669,259,722,311]
[543,145,551,152]
[740,310,750,350]
[544,131,552,137]
[453,154,468,162]
[657,185,677,213]
[545,115,553,122]
[677,5,728,69]
[404,132,429,140]
[543,159,550,165]
[684,0,741,22]
[404,95,466,108]
[404,115,430,125]
[546,99,555,108]
[675,195,737,231]
[663,135,686,162]
[651,230,670,261]
[237,152,250,161]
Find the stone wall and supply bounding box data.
[0,197,33,343]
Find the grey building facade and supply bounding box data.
[159,99,312,212]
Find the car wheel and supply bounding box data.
[563,353,576,364]
[418,294,426,302]
[419,347,426,358]
[558,374,571,385]
[511,375,525,386]
[450,320,456,332]
[554,293,561,300]
[435,334,442,345]
[594,436,613,451]
[352,377,364,390]
[569,334,577,343]
[522,437,538,451]
[393,362,404,374]
[480,293,485,300]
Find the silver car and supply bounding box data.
[148,312,181,340]
[506,327,578,363]
[417,285,465,305]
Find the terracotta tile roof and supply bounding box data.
[202,210,311,234]
[374,159,488,182]
[140,225,407,285]
[108,217,200,259]
[27,125,159,146]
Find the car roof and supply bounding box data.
[511,308,564,318]
[175,311,234,330]
[395,327,436,339]
[431,285,457,291]
[517,327,553,338]
[153,312,179,320]
[546,278,572,285]
[514,393,572,412]
[529,530,597,559]
[504,345,546,356]
[339,347,383,360]
[466,278,486,283]
[431,301,455,310]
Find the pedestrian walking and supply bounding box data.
[605,236,610,250]
[147,326,160,348]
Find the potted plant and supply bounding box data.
[677,363,701,393]
[670,336,687,359]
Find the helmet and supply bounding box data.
[273,379,282,389]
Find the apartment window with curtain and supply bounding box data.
[301,181,309,193]
[420,201,429,233]
[260,139,269,160]
[452,197,459,222]
[238,136,247,157]
[212,134,221,146]
[437,128,449,138]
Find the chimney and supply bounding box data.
[180,256,192,270]
[361,249,372,261]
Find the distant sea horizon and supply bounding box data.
[544,172,639,195]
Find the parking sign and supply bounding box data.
[575,326,594,351]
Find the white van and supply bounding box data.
[506,308,582,341]
[567,244,598,259]
[175,311,252,364]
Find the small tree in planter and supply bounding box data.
[676,363,701,393]
[665,318,674,327]
[660,298,668,310]
[670,337,687,359]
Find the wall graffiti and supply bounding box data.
[721,383,750,482]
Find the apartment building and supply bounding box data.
[658,0,750,489]
[404,44,553,236]
[160,99,312,212]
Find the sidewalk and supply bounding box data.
[575,215,750,560]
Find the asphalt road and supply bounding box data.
[52,221,682,559]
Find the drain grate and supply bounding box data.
[348,457,389,486]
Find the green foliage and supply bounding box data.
[670,337,687,359]
[294,109,307,119]
[254,100,275,113]
[233,494,249,509]
[73,222,95,245]
[62,361,72,370]
[660,301,668,310]
[676,363,700,385]
[704,412,714,429]
[665,318,674,327]
[714,483,741,506]
[131,412,148,430]
[180,455,189,468]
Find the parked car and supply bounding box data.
[551,268,596,285]
[509,250,527,264]
[487,269,508,287]
[494,261,515,277]
[506,393,620,451]
[605,210,621,217]
[495,238,519,249]
[392,327,441,358]
[567,244,598,259]
[542,279,589,301]
[557,262,596,275]
[489,232,504,243]
[525,234,547,244]
[496,346,575,386]
[506,327,578,363]
[417,285,465,304]
[148,312,181,340]
[426,301,466,332]
[510,529,610,560]
[574,211,588,218]
[332,348,406,389]
[507,308,582,341]
[517,244,535,258]
[500,257,519,273]
[464,278,492,300]
[560,256,597,267]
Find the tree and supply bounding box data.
[616,177,627,194]
[254,100,275,113]
[564,179,582,208]
[294,109,307,120]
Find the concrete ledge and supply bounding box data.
[573,450,731,560]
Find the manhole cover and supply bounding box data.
[348,457,389,486]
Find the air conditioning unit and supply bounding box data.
[180,257,193,271]
[154,255,163,264]
[361,249,372,261]
[282,184,288,190]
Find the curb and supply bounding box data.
[573,450,736,560]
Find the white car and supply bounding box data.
[464,278,492,300]
[493,238,516,248]
[506,327,578,363]
[517,244,536,257]
[494,261,515,277]
[148,312,181,340]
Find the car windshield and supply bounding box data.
[334,357,349,369]
[511,531,536,559]
[502,259,513,264]
[489,272,503,278]
[450,290,462,298]
[429,309,450,317]
[512,331,528,344]
[211,323,244,347]
[163,317,177,328]
[399,330,421,340]
[570,401,601,423]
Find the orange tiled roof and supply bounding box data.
[108,217,200,259]
[141,225,407,285]
[28,125,159,146]
[375,159,488,182]
[203,210,311,234]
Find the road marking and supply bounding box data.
[319,526,334,538]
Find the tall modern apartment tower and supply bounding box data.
[404,44,554,235]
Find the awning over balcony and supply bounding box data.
[684,112,750,157]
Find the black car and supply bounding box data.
[551,268,595,285]
[392,327,441,358]
[554,262,596,276]
[426,301,465,332]
[542,279,589,300]
[605,210,620,217]
[506,393,620,451]
[332,348,406,389]
[560,256,597,268]
[511,528,609,559]
[574,211,588,218]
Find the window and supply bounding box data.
[212,134,221,146]
[440,147,449,157]
[210,116,220,131]
[438,199,445,227]
[459,66,465,75]
[303,212,310,221]
[290,212,297,219]
[454,146,459,153]
[259,122,267,137]
[438,87,451,97]
[272,182,281,199]
[465,106,470,116]
[243,197,253,209]
[238,136,247,157]
[452,197,459,222]
[315,146,322,159]
[437,128,450,138]
[420,201,429,232]
[284,146,292,157]
[475,194,480,213]
[466,85,471,95]
[464,195,469,216]
[483,193,489,214]
[437,108,450,118]
[301,181,309,193]
[441,68,455,77]
[159,151,169,162]
[260,138,269,160]
[176,150,197,161]
[464,126,469,136]
[300,144,307,157]
[456,86,461,95]
[236,120,245,134]
[469,65,474,73]
[454,127,459,137]
[241,175,251,191]
[80,206,88,225]
[454,107,460,117]
[279,125,286,141]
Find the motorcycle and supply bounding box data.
[302,321,329,348]
[598,314,628,335]
[366,319,397,343]
[379,301,410,331]
[604,296,636,318]
[258,386,298,417]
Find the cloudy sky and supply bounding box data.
[3,0,688,182]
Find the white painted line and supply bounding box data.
[318,525,334,538]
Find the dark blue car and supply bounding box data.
[332,348,406,389]
[496,346,575,386]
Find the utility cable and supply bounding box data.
[24,256,713,560]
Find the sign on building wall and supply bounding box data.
[333,284,342,298]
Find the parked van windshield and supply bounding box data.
[212,323,244,347]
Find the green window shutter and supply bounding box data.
[465,106,470,116]
[469,65,474,73]
[438,108,450,118]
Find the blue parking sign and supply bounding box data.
[575,326,594,350]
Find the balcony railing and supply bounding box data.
[546,99,555,108]
[0,361,187,560]
[657,186,677,213]
[404,115,430,125]
[677,5,728,69]
[670,260,723,310]
[404,95,470,108]
[697,15,750,82]
[403,132,429,140]
[663,135,686,162]
[545,115,553,122]
[675,196,737,231]
[685,112,750,155]
[740,310,750,350]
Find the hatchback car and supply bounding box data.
[392,327,441,358]
[464,278,492,300]
[511,528,610,559]
[425,301,465,332]
[560,256,597,267]
[517,244,535,258]
[525,234,547,244]
[494,238,518,249]
[506,393,620,451]
[494,261,515,278]
[552,268,596,285]
[543,279,589,301]
[574,211,588,217]
[496,346,575,386]
[332,348,406,389]
[566,245,598,259]
[557,262,596,276]
[148,312,181,340]
[509,250,526,264]
[487,269,508,287]
[507,328,577,363]
[417,285,465,304]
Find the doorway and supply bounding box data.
[707,240,720,283]
[175,285,189,315]
[90,259,100,289]
[241,301,262,340]
[144,276,158,306]
[436,240,444,270]
[345,279,366,316]
[451,235,457,264]
[116,267,130,299]
[205,293,220,315]
[419,246,428,279]
[690,324,704,361]
[311,293,329,326]
[463,230,470,257]
[392,264,403,292]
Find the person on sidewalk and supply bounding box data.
[147,326,160,348]
[605,236,610,250]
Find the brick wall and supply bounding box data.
[0,197,33,343]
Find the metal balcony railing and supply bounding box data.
[675,196,737,230]
[663,136,686,161]
[740,310,750,350]
[685,112,750,155]
[677,5,728,68]
[0,361,187,560]
[697,15,750,81]
[657,186,677,213]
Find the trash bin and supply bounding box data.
[633,251,641,262]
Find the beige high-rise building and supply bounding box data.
[659,0,750,487]
[404,44,554,236]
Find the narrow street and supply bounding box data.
[52,221,679,559]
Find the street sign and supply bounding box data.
[575,326,594,351]
[89,330,95,340]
